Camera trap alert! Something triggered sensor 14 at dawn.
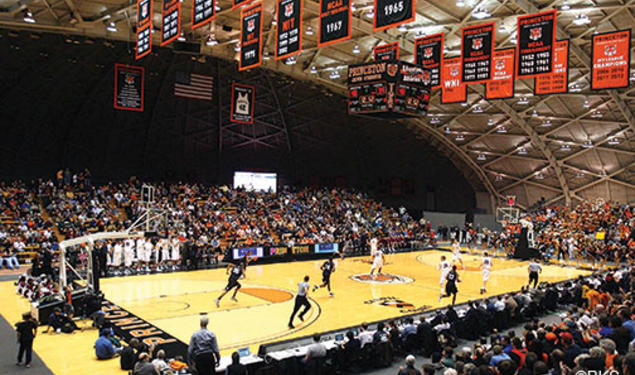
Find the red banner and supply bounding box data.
[591,29,631,90]
[441,57,467,104]
[486,48,515,100]
[415,33,443,89]
[461,22,495,83]
[535,39,569,95]
[373,42,399,61]
[516,10,557,78]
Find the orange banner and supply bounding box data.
[441,57,467,104]
[486,48,515,100]
[591,29,631,90]
[373,42,399,61]
[535,39,569,95]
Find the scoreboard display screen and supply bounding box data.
[348,60,430,118]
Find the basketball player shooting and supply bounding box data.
[369,237,384,279]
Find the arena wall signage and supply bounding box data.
[534,39,569,95]
[240,2,263,71]
[516,10,557,78]
[292,245,311,254]
[161,0,181,46]
[230,83,255,124]
[461,22,495,83]
[440,57,467,104]
[268,246,288,256]
[485,48,515,100]
[373,42,399,61]
[275,0,303,60]
[232,247,264,260]
[318,0,351,47]
[373,0,415,32]
[114,64,144,112]
[591,29,631,90]
[314,243,339,254]
[135,0,153,60]
[414,33,443,89]
[192,0,216,29]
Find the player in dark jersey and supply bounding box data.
[312,256,335,297]
[441,265,461,305]
[215,258,246,307]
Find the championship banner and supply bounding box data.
[318,0,351,47]
[441,57,467,104]
[230,83,255,124]
[535,39,569,95]
[373,0,415,32]
[233,0,255,9]
[114,64,144,112]
[239,2,263,71]
[373,42,399,61]
[415,33,443,89]
[137,0,152,26]
[192,0,216,29]
[461,22,495,83]
[275,0,303,60]
[135,23,152,60]
[516,10,557,78]
[591,29,631,90]
[485,48,515,100]
[161,0,181,46]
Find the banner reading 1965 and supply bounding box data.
[192,0,216,29]
[240,2,263,71]
[535,39,569,95]
[591,29,631,90]
[441,57,467,104]
[415,33,443,89]
[318,0,351,47]
[276,0,303,60]
[486,48,515,100]
[516,10,556,78]
[373,42,399,61]
[461,22,495,83]
[161,0,181,46]
[374,0,415,32]
[136,0,152,60]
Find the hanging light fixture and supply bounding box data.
[518,147,527,155]
[517,97,529,105]
[455,134,465,141]
[456,0,465,6]
[499,24,507,33]
[473,8,491,19]
[535,172,545,180]
[329,69,340,79]
[608,137,621,145]
[305,26,314,35]
[540,119,552,127]
[106,21,117,32]
[285,56,297,65]
[573,14,591,25]
[444,126,451,134]
[234,42,241,52]
[497,126,507,133]
[560,143,571,151]
[310,66,317,74]
[582,140,594,148]
[365,10,374,18]
[477,154,487,161]
[352,44,360,54]
[398,24,408,32]
[531,109,539,117]
[177,32,186,42]
[487,118,495,126]
[495,175,503,182]
[472,105,483,113]
[23,10,35,23]
[591,110,602,118]
[561,2,570,10]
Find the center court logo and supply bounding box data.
[350,273,414,284]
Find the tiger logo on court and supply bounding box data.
[364,297,431,313]
[350,273,414,284]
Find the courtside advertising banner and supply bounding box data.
[232,247,264,260]
[535,39,569,95]
[415,33,443,89]
[114,64,144,112]
[461,22,495,83]
[275,0,303,60]
[486,48,515,100]
[591,29,631,90]
[231,83,255,124]
[373,0,415,32]
[240,2,263,71]
[318,0,351,47]
[192,0,216,29]
[373,42,399,61]
[314,243,339,254]
[161,0,181,46]
[516,10,556,78]
[441,57,467,104]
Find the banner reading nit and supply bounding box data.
[486,48,515,100]
[591,29,631,90]
[373,42,399,61]
[461,22,495,83]
[415,33,443,89]
[318,0,351,47]
[441,57,467,104]
[276,0,303,60]
[240,2,263,71]
[516,10,556,78]
[535,39,569,95]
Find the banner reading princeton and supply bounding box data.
[231,83,255,124]
[136,0,153,60]
[240,2,263,71]
[591,29,631,90]
[486,48,515,100]
[161,0,181,46]
[114,64,144,112]
[374,0,415,32]
[535,39,569,95]
[516,10,556,78]
[415,33,443,89]
[192,0,216,29]
[275,0,303,60]
[373,42,399,61]
[441,57,466,104]
[318,0,351,47]
[461,22,495,83]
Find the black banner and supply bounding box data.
[135,23,152,60]
[137,0,152,26]
[516,10,557,78]
[114,64,144,112]
[461,22,495,83]
[192,0,216,29]
[373,42,399,61]
[275,0,303,60]
[374,0,415,32]
[240,2,263,71]
[415,33,443,89]
[161,0,181,46]
[318,0,351,47]
[231,83,255,124]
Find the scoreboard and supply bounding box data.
[348,60,430,118]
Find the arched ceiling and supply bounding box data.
[0,0,633,208]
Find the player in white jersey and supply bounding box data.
[170,238,181,263]
[143,240,154,266]
[437,255,451,300]
[112,242,123,268]
[480,252,492,294]
[369,237,379,253]
[160,239,171,266]
[136,238,146,263]
[106,242,114,267]
[451,240,465,270]
[123,239,135,268]
[369,248,384,278]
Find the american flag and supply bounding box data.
[174,72,213,100]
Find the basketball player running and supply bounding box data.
[215,258,246,307]
[369,245,385,279]
[527,258,542,289]
[437,255,451,301]
[451,240,465,270]
[288,275,311,329]
[441,265,461,305]
[312,256,335,297]
[480,252,492,294]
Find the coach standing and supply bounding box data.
[15,312,37,368]
[288,275,311,329]
[188,316,220,375]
